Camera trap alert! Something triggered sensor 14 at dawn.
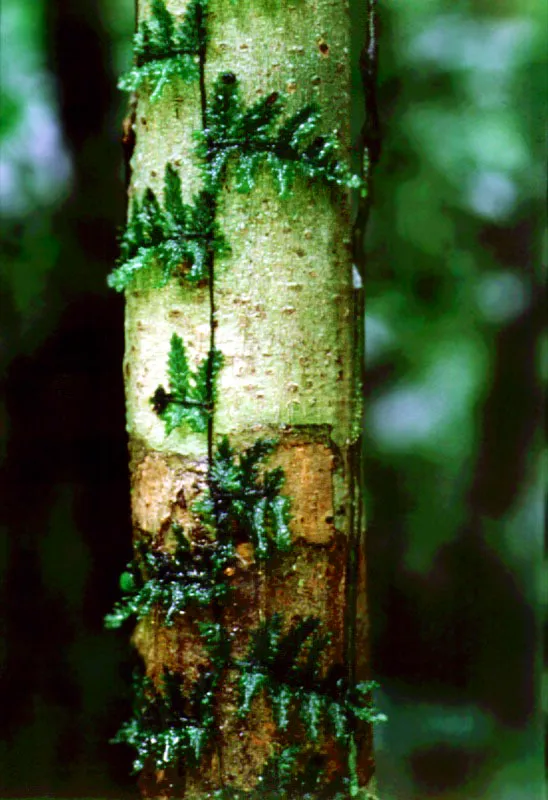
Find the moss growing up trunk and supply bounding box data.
[109,0,376,796]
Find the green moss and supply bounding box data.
[104,524,235,629]
[119,0,207,100]
[113,622,231,774]
[106,436,294,628]
[195,436,292,562]
[215,747,350,799]
[151,332,223,436]
[199,73,364,197]
[197,620,232,670]
[112,613,385,786]
[108,164,227,292]
[110,69,362,292]
[110,0,378,790]
[235,613,386,744]
[113,666,217,774]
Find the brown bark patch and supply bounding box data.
[271,441,336,545]
[266,537,347,666]
[132,452,208,538]
[132,609,211,692]
[218,673,276,790]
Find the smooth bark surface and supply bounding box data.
[123,1,370,795]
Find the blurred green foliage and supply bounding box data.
[365,0,545,568]
[1,0,135,796]
[364,1,545,797]
[0,0,134,365]
[0,0,65,344]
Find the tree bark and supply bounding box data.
[119,0,371,796]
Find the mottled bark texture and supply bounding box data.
[123,0,370,795]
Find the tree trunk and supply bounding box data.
[111,0,374,796]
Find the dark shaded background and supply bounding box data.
[0,0,545,797]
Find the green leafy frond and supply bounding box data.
[151,333,224,436]
[113,666,216,773]
[107,433,295,629]
[167,328,191,398]
[197,621,232,669]
[109,610,385,778]
[299,690,324,742]
[193,347,224,410]
[111,0,379,778]
[275,616,325,677]
[198,436,292,562]
[104,524,235,628]
[198,73,364,197]
[119,0,207,99]
[236,614,326,734]
[108,164,226,292]
[247,612,283,665]
[235,613,386,746]
[238,669,269,718]
[348,681,388,725]
[164,159,187,222]
[214,748,351,799]
[270,682,293,731]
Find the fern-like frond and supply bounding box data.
[112,666,216,773]
[238,669,268,718]
[298,690,324,741]
[118,0,207,99]
[200,437,292,562]
[275,616,323,677]
[151,333,223,436]
[104,525,234,629]
[234,613,386,748]
[108,164,226,292]
[198,73,364,197]
[214,749,349,799]
[192,347,224,408]
[248,612,283,665]
[167,330,191,400]
[197,621,232,669]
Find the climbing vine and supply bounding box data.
[108,0,381,795]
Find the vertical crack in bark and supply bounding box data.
[197,8,224,784]
[196,2,216,470]
[349,0,379,780]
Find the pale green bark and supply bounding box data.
[125,74,206,457]
[125,0,357,456]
